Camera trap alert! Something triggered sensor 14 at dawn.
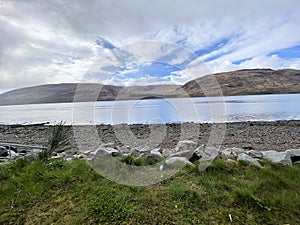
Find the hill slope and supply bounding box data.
[0,68,299,105]
[182,68,300,96]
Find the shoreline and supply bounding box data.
[0,120,299,152]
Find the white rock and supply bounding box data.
[220,148,246,160]
[169,150,194,160]
[162,149,174,157]
[139,151,164,162]
[175,140,198,152]
[165,157,193,166]
[93,147,109,156]
[237,153,262,168]
[288,149,300,156]
[262,150,292,166]
[195,145,218,160]
[246,150,263,158]
[7,149,19,159]
[51,155,64,159]
[287,149,300,164]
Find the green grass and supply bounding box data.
[0,158,299,224]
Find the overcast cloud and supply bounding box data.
[0,0,300,93]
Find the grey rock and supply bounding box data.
[237,153,262,168]
[195,145,218,161]
[162,148,175,157]
[165,157,193,166]
[106,147,121,157]
[287,149,300,164]
[0,146,8,157]
[93,147,111,157]
[51,155,64,159]
[151,148,163,154]
[220,148,246,160]
[117,145,131,154]
[175,140,198,152]
[7,150,19,159]
[288,149,300,156]
[246,150,263,158]
[169,150,194,160]
[139,151,164,162]
[262,150,292,166]
[94,147,120,157]
[100,142,115,148]
[131,146,151,157]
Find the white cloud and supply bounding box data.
[0,0,300,93]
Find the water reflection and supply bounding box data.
[0,93,299,125]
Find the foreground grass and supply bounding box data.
[0,158,299,225]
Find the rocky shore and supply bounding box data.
[1,120,300,150]
[1,120,300,165]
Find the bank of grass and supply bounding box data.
[0,158,299,225]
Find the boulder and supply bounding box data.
[162,148,175,157]
[287,149,300,164]
[117,145,131,154]
[106,147,121,157]
[220,148,246,160]
[195,145,218,161]
[169,150,194,161]
[131,146,151,157]
[93,147,120,157]
[139,151,164,162]
[175,140,198,152]
[246,150,263,158]
[262,150,292,166]
[237,153,262,168]
[0,146,8,157]
[165,157,193,167]
[7,149,19,159]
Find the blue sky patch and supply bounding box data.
[195,37,231,57]
[268,45,300,59]
[232,57,253,65]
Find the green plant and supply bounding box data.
[38,121,70,161]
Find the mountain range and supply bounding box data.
[0,68,299,105]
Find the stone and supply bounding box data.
[220,148,246,160]
[262,150,292,166]
[287,149,300,164]
[237,153,262,168]
[0,146,8,157]
[131,146,151,157]
[169,150,194,160]
[117,145,131,154]
[195,145,218,161]
[100,142,115,148]
[93,147,110,157]
[175,140,198,152]
[7,149,19,159]
[51,155,64,159]
[106,147,121,157]
[94,147,120,157]
[246,150,263,158]
[162,148,174,157]
[151,148,163,154]
[139,151,164,162]
[165,157,193,167]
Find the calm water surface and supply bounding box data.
[0,94,299,125]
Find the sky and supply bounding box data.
[0,0,300,93]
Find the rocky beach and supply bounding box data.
[1,120,299,151]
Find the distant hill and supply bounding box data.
[182,68,300,97]
[0,68,299,105]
